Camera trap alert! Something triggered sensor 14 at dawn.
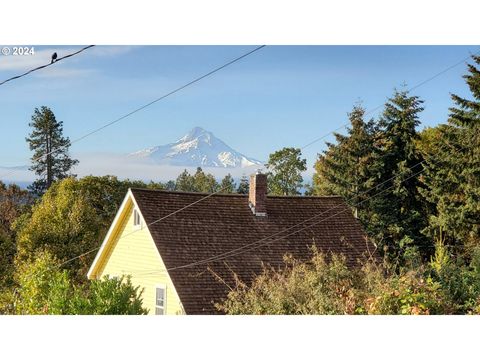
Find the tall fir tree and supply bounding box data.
[237,174,249,194]
[312,105,377,218]
[420,55,480,249]
[175,169,196,192]
[192,167,218,193]
[370,89,429,258]
[220,174,236,194]
[26,106,78,195]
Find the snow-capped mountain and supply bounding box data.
[129,127,263,168]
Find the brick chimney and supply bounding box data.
[249,171,267,216]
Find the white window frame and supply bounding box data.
[133,208,142,228]
[155,284,167,315]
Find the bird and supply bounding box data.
[51,52,58,64]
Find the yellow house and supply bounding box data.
[88,173,369,314]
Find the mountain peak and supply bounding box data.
[130,127,262,168]
[180,126,212,143]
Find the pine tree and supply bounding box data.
[220,174,236,194]
[237,174,249,194]
[370,89,429,258]
[26,106,78,195]
[420,55,480,249]
[192,167,218,193]
[175,169,196,192]
[266,147,307,195]
[312,105,377,218]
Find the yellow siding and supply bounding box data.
[93,199,184,315]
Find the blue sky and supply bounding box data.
[0,45,478,181]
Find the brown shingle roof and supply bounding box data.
[130,188,370,314]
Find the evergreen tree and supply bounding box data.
[237,174,249,194]
[312,105,377,218]
[420,55,480,249]
[266,147,307,195]
[220,173,236,194]
[175,169,196,192]
[192,167,219,193]
[26,106,78,195]
[370,89,429,258]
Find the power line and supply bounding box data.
[124,165,430,277]
[79,151,432,278]
[12,47,475,282]
[300,48,480,151]
[0,45,95,86]
[0,45,266,181]
[165,161,428,271]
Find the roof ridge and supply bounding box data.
[129,187,342,199]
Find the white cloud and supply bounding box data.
[74,152,257,181]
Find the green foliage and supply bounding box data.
[0,182,33,289]
[14,176,155,281]
[0,229,16,289]
[420,55,480,249]
[72,276,148,315]
[9,250,147,315]
[26,106,78,195]
[175,169,197,192]
[175,167,219,193]
[266,147,307,195]
[312,105,378,219]
[236,175,249,194]
[219,173,236,194]
[15,178,103,281]
[0,181,33,236]
[12,250,73,314]
[217,250,365,315]
[218,246,480,315]
[369,89,429,259]
[192,167,219,193]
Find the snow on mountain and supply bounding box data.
[129,127,263,168]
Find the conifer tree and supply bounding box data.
[312,105,377,218]
[175,169,196,192]
[237,174,249,194]
[420,55,480,249]
[220,174,236,194]
[370,89,429,258]
[192,167,218,193]
[26,106,78,195]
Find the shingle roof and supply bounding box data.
[130,188,370,314]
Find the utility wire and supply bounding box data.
[77,152,431,277]
[0,45,95,86]
[125,165,429,277]
[300,48,480,151]
[0,45,267,181]
[11,47,474,282]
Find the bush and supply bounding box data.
[217,244,480,315]
[7,250,147,315]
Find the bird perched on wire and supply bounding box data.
[51,52,58,64]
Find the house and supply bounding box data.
[87,173,371,314]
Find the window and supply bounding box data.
[133,208,141,227]
[155,286,166,315]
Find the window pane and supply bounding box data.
[155,307,164,315]
[156,287,165,307]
